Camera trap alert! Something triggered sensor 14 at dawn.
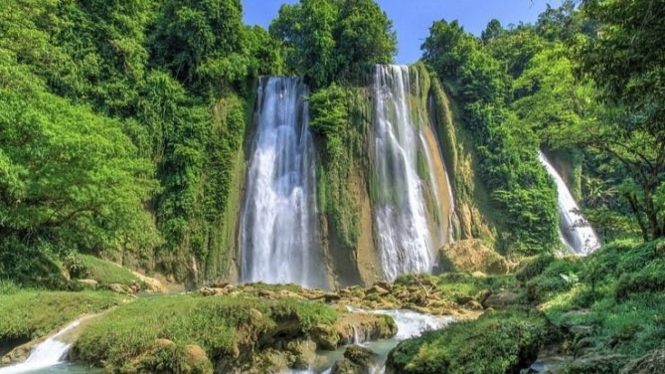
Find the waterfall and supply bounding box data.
[241,77,324,288]
[538,151,600,254]
[0,320,80,374]
[373,65,452,280]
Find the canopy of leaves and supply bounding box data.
[271,0,397,87]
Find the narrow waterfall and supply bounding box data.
[373,65,454,280]
[538,151,600,254]
[241,77,324,288]
[0,320,81,374]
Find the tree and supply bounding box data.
[334,0,397,78]
[575,0,665,240]
[270,0,338,87]
[481,19,505,42]
[149,0,246,90]
[270,0,396,87]
[0,55,160,284]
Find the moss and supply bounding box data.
[0,291,124,341]
[72,295,339,372]
[386,308,549,374]
[310,85,367,249]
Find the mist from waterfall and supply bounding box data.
[373,65,453,280]
[538,151,600,254]
[240,77,325,288]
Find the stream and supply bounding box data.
[0,309,453,374]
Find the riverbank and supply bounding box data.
[2,239,664,373]
[385,239,665,374]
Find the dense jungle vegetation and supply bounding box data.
[1,0,664,287]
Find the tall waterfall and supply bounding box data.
[373,65,453,280]
[241,77,324,288]
[538,151,600,254]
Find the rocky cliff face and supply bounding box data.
[227,64,504,287]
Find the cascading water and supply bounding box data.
[240,77,324,288]
[538,151,600,254]
[373,65,453,280]
[284,308,455,374]
[0,320,81,374]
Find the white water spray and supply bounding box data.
[0,320,81,374]
[538,151,600,254]
[373,65,443,280]
[241,77,324,288]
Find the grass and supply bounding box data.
[76,254,141,286]
[72,295,339,371]
[0,291,124,340]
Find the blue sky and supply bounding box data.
[242,0,561,64]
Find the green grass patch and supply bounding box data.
[73,295,339,371]
[75,255,141,286]
[0,291,124,340]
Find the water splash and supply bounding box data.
[0,320,81,374]
[241,77,325,288]
[538,151,600,254]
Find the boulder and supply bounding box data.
[77,279,98,289]
[286,339,317,369]
[108,283,129,294]
[183,344,212,369]
[331,345,378,374]
[131,271,166,293]
[199,287,226,297]
[367,285,390,297]
[482,291,520,309]
[620,349,665,374]
[439,239,509,275]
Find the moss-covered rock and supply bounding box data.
[620,349,665,374]
[561,353,627,374]
[331,345,379,374]
[72,294,395,373]
[438,239,509,275]
[385,308,550,374]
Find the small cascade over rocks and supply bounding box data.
[285,308,455,374]
[0,320,81,374]
[241,77,325,288]
[373,65,455,280]
[538,151,600,254]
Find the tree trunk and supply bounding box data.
[626,193,650,242]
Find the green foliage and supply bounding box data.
[422,20,559,256]
[515,255,556,283]
[387,308,549,374]
[543,240,665,359]
[575,0,665,241]
[0,0,275,285]
[271,0,396,87]
[0,291,123,340]
[73,295,339,370]
[309,85,369,248]
[149,0,245,90]
[0,53,160,286]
